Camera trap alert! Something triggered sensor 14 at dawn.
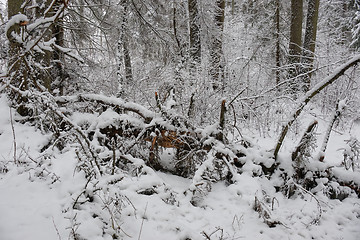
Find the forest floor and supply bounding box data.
[0,94,360,240]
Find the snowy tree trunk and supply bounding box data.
[188,0,201,75]
[301,0,320,92]
[351,0,360,49]
[51,0,66,94]
[117,0,133,98]
[44,0,65,93]
[6,0,30,116]
[288,0,303,90]
[7,0,24,77]
[210,0,225,91]
[275,0,281,85]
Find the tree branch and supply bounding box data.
[274,55,360,159]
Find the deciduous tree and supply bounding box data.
[210,0,225,90]
[301,0,320,92]
[188,0,201,72]
[288,0,303,91]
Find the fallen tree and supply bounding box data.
[274,55,360,160]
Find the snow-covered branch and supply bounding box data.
[55,94,155,123]
[274,55,360,159]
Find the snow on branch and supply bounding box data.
[5,2,68,77]
[274,54,360,159]
[5,14,28,33]
[55,94,155,123]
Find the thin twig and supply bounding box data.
[52,217,62,240]
[137,202,148,240]
[291,180,323,225]
[9,107,17,164]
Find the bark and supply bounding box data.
[43,0,66,93]
[173,4,182,54]
[274,55,360,160]
[187,92,195,118]
[216,100,226,142]
[118,0,133,97]
[210,0,225,90]
[123,37,133,84]
[275,0,281,85]
[7,0,24,74]
[301,0,320,92]
[187,0,201,119]
[231,0,235,15]
[7,0,30,115]
[188,0,201,69]
[31,0,65,92]
[6,0,68,98]
[288,0,303,83]
[51,0,66,94]
[291,120,318,163]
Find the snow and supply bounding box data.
[351,118,360,138]
[0,95,360,240]
[0,173,65,240]
[338,99,347,111]
[27,16,56,32]
[5,14,28,33]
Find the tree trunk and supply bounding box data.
[122,9,133,85]
[31,0,65,92]
[117,0,133,98]
[52,0,66,94]
[231,0,235,15]
[188,0,201,73]
[275,0,281,85]
[301,0,320,92]
[42,0,66,93]
[210,0,225,90]
[7,0,30,116]
[123,36,133,84]
[7,0,24,75]
[288,0,303,89]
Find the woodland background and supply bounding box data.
[0,0,360,239]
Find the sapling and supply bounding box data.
[292,120,318,169]
[319,99,346,161]
[342,137,360,171]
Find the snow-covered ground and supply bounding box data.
[0,95,360,240]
